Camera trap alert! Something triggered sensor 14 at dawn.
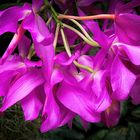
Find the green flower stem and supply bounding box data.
[61,28,94,73]
[60,28,71,57]
[27,44,35,59]
[53,24,60,50]
[62,23,99,47]
[69,19,95,43]
[46,16,52,25]
[44,0,62,25]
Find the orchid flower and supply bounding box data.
[0,0,140,133]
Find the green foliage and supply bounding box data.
[0,101,140,140]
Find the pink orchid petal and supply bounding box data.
[117,0,140,13]
[111,55,136,100]
[78,55,93,68]
[41,85,75,132]
[116,13,140,45]
[78,55,94,75]
[77,0,103,7]
[0,69,44,111]
[54,52,78,66]
[102,101,120,127]
[57,81,101,122]
[34,42,54,83]
[0,3,31,35]
[51,68,64,87]
[23,13,52,43]
[79,73,93,91]
[114,42,140,65]
[41,68,75,132]
[81,44,92,54]
[0,71,17,96]
[130,76,140,105]
[80,118,89,131]
[0,60,26,74]
[32,0,43,12]
[78,8,108,48]
[58,28,78,45]
[0,25,25,64]
[21,85,45,120]
[18,35,31,57]
[24,59,42,68]
[41,88,60,132]
[92,71,111,112]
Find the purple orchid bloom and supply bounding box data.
[102,100,120,127]
[1,0,140,133]
[0,54,45,121]
[0,0,47,63]
[76,7,137,127]
[115,3,140,45]
[130,76,140,105]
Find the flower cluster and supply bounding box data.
[0,0,140,132]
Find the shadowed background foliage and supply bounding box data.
[0,101,140,140]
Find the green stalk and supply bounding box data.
[53,24,60,50]
[60,28,94,73]
[44,0,62,25]
[69,19,95,43]
[46,16,52,25]
[62,23,99,47]
[60,28,71,57]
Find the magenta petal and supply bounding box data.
[0,69,44,111]
[77,0,94,7]
[93,48,109,70]
[114,42,140,65]
[51,68,64,86]
[57,81,101,122]
[54,52,78,66]
[78,55,93,68]
[21,85,45,120]
[78,55,93,74]
[24,59,42,68]
[78,8,108,48]
[32,0,43,12]
[41,86,75,132]
[117,0,140,13]
[116,13,140,45]
[58,28,78,45]
[92,71,111,112]
[81,44,92,54]
[23,14,51,43]
[111,55,136,100]
[0,4,31,35]
[0,60,26,74]
[0,71,17,96]
[34,42,54,82]
[102,101,120,127]
[77,0,103,7]
[41,68,75,132]
[59,108,75,127]
[0,25,25,64]
[18,35,31,57]
[80,118,89,131]
[41,93,59,132]
[130,76,140,105]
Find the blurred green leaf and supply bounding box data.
[121,101,128,117]
[104,127,127,140]
[131,106,140,118]
[0,3,23,10]
[87,129,108,140]
[127,122,139,140]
